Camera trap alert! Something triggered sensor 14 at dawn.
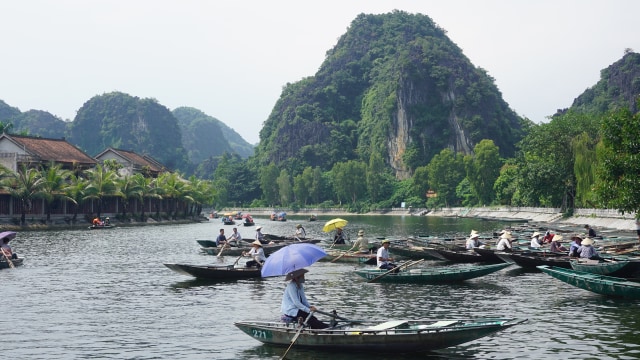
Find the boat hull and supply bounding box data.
[0,257,24,269]
[353,263,511,283]
[538,265,640,298]
[497,252,571,269]
[234,318,525,352]
[570,259,640,278]
[164,263,261,280]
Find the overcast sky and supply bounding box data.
[1,1,638,144]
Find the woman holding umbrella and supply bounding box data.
[281,268,329,329]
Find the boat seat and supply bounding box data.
[417,320,459,330]
[364,320,407,331]
[409,269,422,274]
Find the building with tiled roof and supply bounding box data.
[0,134,97,172]
[94,147,168,177]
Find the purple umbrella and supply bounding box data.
[261,243,327,277]
[0,231,16,242]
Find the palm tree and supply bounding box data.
[40,162,74,223]
[187,175,215,218]
[83,165,120,219]
[0,164,47,225]
[132,173,160,222]
[65,173,88,223]
[157,172,190,220]
[117,174,143,220]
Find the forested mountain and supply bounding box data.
[173,107,254,165]
[13,110,67,138]
[255,10,525,179]
[564,51,640,115]
[67,92,190,171]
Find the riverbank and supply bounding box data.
[230,207,638,235]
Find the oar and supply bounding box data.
[330,251,350,263]
[280,311,314,360]
[232,254,243,266]
[217,244,226,257]
[314,309,364,325]
[367,259,425,283]
[1,249,15,269]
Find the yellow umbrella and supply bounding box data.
[322,218,348,232]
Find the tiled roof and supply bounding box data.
[103,148,166,172]
[7,134,96,165]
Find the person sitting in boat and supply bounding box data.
[577,238,603,260]
[584,224,597,238]
[104,217,110,225]
[542,230,554,244]
[216,228,228,247]
[568,236,583,257]
[549,235,568,253]
[333,228,346,245]
[348,230,370,253]
[496,232,513,252]
[1,233,17,259]
[242,240,266,268]
[376,239,397,270]
[530,232,543,249]
[281,268,329,329]
[465,231,482,249]
[295,224,306,240]
[254,226,269,245]
[227,227,242,246]
[92,217,104,226]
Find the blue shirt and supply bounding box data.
[216,233,226,246]
[281,281,310,316]
[578,245,598,258]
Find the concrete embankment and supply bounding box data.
[426,207,638,234]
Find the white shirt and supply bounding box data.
[376,246,391,268]
[228,231,242,243]
[247,246,266,262]
[496,238,512,251]
[530,236,542,248]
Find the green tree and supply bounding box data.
[40,163,74,223]
[465,139,502,206]
[596,107,640,214]
[426,149,465,208]
[260,163,280,206]
[572,132,598,207]
[1,165,46,225]
[276,169,292,206]
[332,160,367,204]
[83,164,120,219]
[117,174,143,220]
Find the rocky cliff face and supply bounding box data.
[256,11,524,179]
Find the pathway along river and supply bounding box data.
[2,216,640,359]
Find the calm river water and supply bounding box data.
[2,215,640,359]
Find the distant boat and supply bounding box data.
[88,224,115,230]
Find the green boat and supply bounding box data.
[353,263,511,283]
[569,259,640,278]
[234,317,526,353]
[322,250,377,264]
[537,265,640,299]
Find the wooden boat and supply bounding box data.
[88,224,115,230]
[569,258,640,278]
[309,214,318,221]
[242,219,255,226]
[0,257,24,269]
[201,242,288,257]
[353,263,511,283]
[323,250,377,264]
[435,248,503,264]
[234,317,526,352]
[472,247,509,263]
[390,244,445,261]
[221,219,236,225]
[164,263,261,280]
[537,265,640,299]
[497,251,572,269]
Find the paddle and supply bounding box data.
[1,249,15,269]
[280,311,314,360]
[314,309,363,325]
[217,243,227,257]
[233,254,243,266]
[367,259,426,283]
[330,251,350,263]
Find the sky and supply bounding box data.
[1,1,639,145]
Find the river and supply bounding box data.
[2,215,639,359]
